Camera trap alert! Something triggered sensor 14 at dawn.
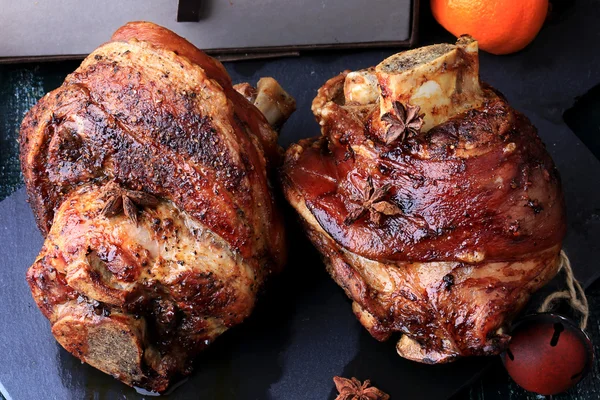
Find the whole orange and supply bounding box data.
[431,0,549,55]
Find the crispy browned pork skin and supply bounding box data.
[281,36,565,363]
[20,21,295,391]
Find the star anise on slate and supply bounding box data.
[334,376,390,400]
[344,176,402,225]
[100,181,159,225]
[380,101,424,145]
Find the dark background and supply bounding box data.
[1,0,600,398]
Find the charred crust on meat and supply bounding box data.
[281,37,565,364]
[20,22,292,392]
[442,274,455,290]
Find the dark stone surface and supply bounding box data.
[0,188,493,399]
[1,0,600,399]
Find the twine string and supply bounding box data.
[538,250,589,330]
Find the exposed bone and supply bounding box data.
[65,255,136,306]
[343,68,379,105]
[52,304,146,385]
[236,78,296,130]
[376,36,489,132]
[396,335,457,364]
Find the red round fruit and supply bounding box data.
[503,314,593,395]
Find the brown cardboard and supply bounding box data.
[0,0,418,62]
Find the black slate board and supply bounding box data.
[0,188,495,400]
[1,114,600,399]
[2,1,600,396]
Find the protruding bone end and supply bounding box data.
[235,78,296,130]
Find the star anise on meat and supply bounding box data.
[100,181,159,225]
[344,176,402,225]
[334,376,390,400]
[380,101,424,145]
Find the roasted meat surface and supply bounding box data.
[281,37,566,363]
[20,22,295,391]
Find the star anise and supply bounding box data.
[100,181,159,225]
[334,376,390,400]
[344,176,402,225]
[380,101,424,145]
